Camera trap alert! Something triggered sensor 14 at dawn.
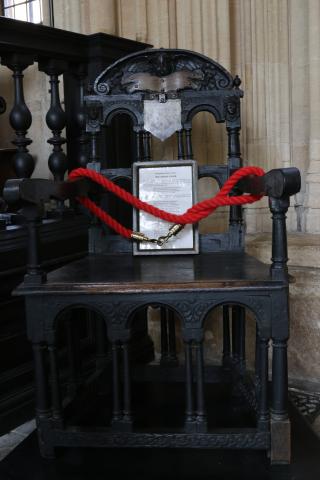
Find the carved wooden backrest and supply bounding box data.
[84,48,244,254]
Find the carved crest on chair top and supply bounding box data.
[94,49,235,96]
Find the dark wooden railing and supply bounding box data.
[0,16,150,179]
[0,16,150,433]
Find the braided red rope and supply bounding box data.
[68,166,265,239]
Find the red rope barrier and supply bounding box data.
[68,166,265,239]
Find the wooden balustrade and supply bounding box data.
[0,16,151,434]
[0,16,151,184]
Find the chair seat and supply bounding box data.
[17,252,283,295]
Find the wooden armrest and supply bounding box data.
[237,167,301,198]
[3,177,92,205]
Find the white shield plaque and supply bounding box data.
[143,99,182,141]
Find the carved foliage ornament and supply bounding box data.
[94,49,234,96]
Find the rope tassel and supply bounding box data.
[68,166,265,243]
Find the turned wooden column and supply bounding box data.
[1,54,35,178]
[269,196,290,280]
[63,63,89,169]
[38,59,68,182]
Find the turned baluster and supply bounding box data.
[1,54,34,178]
[177,130,185,159]
[160,308,169,365]
[48,336,63,424]
[269,197,290,280]
[111,342,122,425]
[227,124,243,248]
[184,340,195,431]
[122,341,132,424]
[185,128,193,159]
[39,59,68,209]
[231,306,240,365]
[160,309,178,366]
[258,336,270,428]
[135,130,143,162]
[86,101,103,171]
[195,340,207,432]
[222,305,231,366]
[65,63,89,168]
[142,131,151,161]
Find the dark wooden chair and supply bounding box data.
[3,48,300,463]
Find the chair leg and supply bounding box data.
[270,338,291,464]
[48,340,63,427]
[33,342,55,459]
[258,336,269,430]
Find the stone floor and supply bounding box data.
[0,419,35,462]
[1,401,320,480]
[0,388,319,464]
[289,388,320,436]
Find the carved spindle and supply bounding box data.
[39,60,68,184]
[185,128,193,159]
[85,101,103,170]
[231,306,240,364]
[258,337,270,427]
[195,341,207,432]
[222,305,231,366]
[271,339,288,420]
[48,341,62,423]
[160,308,169,365]
[23,205,46,284]
[184,341,195,430]
[226,124,241,169]
[122,342,132,425]
[255,326,261,393]
[32,343,50,419]
[136,131,142,162]
[168,310,178,365]
[160,309,178,366]
[177,130,185,159]
[89,132,100,165]
[2,54,34,178]
[238,307,246,373]
[227,126,243,231]
[111,342,122,425]
[269,197,290,280]
[143,131,151,161]
[76,65,89,167]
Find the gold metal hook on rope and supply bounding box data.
[131,223,185,246]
